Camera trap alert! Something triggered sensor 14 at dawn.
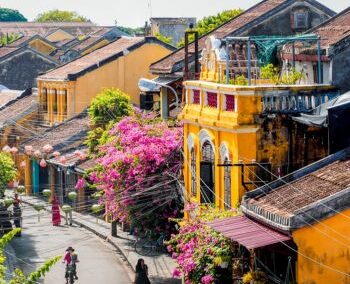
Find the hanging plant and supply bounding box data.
[91,204,103,213]
[42,189,51,198]
[34,203,45,211]
[68,191,77,201]
[4,198,13,207]
[61,204,72,213]
[16,185,25,194]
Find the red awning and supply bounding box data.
[207,216,291,249]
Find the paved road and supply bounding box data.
[9,203,134,284]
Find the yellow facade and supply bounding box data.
[37,43,172,124]
[28,38,56,55]
[293,208,350,284]
[180,80,334,210]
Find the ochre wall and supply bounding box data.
[293,208,350,284]
[46,30,74,42]
[29,39,56,55]
[81,39,110,56]
[73,42,172,114]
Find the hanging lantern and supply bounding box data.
[24,145,33,155]
[59,156,66,164]
[74,150,82,157]
[39,158,47,168]
[20,161,26,169]
[68,191,78,201]
[42,144,53,154]
[53,151,61,158]
[79,152,87,161]
[10,147,18,154]
[34,203,45,212]
[34,150,41,158]
[42,189,51,198]
[2,145,11,153]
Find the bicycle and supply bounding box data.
[134,232,165,256]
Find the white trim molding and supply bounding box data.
[187,133,195,151]
[199,129,214,149]
[219,142,230,163]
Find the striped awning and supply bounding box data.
[207,216,291,249]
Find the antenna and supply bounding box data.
[148,0,153,19]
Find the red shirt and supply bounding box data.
[64,252,72,265]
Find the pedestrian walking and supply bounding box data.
[134,258,150,284]
[51,194,61,226]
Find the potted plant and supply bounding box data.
[16,185,25,195]
[68,191,77,201]
[4,198,13,208]
[42,189,51,198]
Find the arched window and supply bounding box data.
[200,141,215,204]
[202,141,214,162]
[190,148,196,197]
[224,158,231,210]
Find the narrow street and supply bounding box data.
[9,203,133,284]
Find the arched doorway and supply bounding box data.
[200,141,215,204]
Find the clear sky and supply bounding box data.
[0,0,348,28]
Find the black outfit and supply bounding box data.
[134,264,150,284]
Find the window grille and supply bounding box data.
[193,89,200,104]
[207,92,218,108]
[224,159,232,210]
[202,141,214,162]
[225,95,235,111]
[191,148,197,197]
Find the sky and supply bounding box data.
[0,0,349,28]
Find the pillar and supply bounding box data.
[57,88,63,122]
[160,87,168,120]
[66,87,74,119]
[24,156,32,195]
[62,89,67,121]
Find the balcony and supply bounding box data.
[180,81,338,128]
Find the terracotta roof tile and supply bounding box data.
[0,92,38,128]
[0,90,22,107]
[77,159,97,171]
[38,37,145,80]
[246,159,350,218]
[150,0,285,73]
[0,47,18,58]
[71,36,107,52]
[0,22,101,37]
[312,7,350,48]
[21,112,90,152]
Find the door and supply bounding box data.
[200,161,214,204]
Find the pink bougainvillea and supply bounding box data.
[75,178,86,190]
[82,110,183,233]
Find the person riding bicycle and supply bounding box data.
[63,247,76,283]
[71,248,79,280]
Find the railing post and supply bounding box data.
[226,39,229,84]
[317,37,322,84]
[247,39,251,86]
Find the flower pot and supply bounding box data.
[4,198,13,207]
[91,204,103,213]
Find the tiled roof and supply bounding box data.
[21,112,90,152]
[309,7,350,49]
[76,159,97,171]
[0,22,101,37]
[0,47,18,58]
[0,90,23,107]
[6,35,31,47]
[150,0,285,73]
[242,148,350,231]
[0,91,38,128]
[47,149,88,167]
[38,37,145,80]
[71,36,107,52]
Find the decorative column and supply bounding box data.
[47,89,54,123]
[24,156,32,195]
[66,87,74,119]
[62,89,67,121]
[57,88,63,123]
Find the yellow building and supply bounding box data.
[180,36,338,210]
[37,36,174,123]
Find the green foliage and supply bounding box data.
[178,9,243,47]
[0,8,27,22]
[260,64,304,85]
[0,34,20,46]
[35,9,90,22]
[88,88,132,126]
[242,270,268,284]
[155,32,173,46]
[0,152,16,188]
[117,26,145,36]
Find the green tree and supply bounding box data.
[117,26,144,36]
[0,34,20,46]
[35,9,90,22]
[155,32,173,46]
[86,88,132,153]
[0,152,16,189]
[0,8,27,22]
[178,9,244,47]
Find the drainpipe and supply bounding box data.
[317,37,322,84]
